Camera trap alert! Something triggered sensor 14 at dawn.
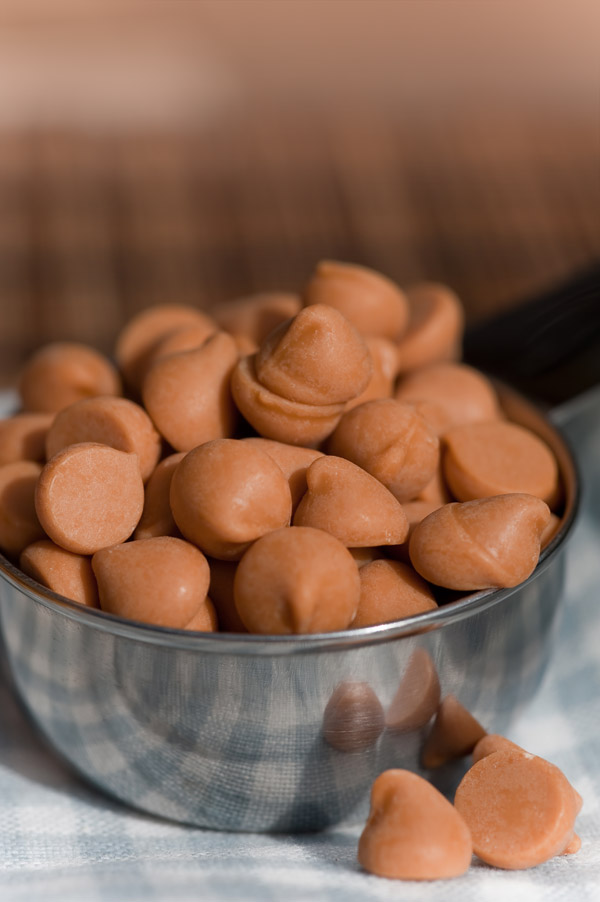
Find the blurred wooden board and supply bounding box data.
[0,112,597,385]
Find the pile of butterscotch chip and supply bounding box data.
[0,260,581,879]
[0,260,561,633]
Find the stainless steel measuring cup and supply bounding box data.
[0,266,594,832]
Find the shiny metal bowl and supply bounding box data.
[0,386,579,832]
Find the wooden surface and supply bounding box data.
[0,113,598,386]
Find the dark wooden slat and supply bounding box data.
[0,114,597,385]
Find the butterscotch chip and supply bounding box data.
[210,292,302,344]
[562,834,582,855]
[346,336,399,411]
[387,499,442,564]
[114,304,214,392]
[170,439,292,560]
[443,421,559,506]
[402,499,443,531]
[231,355,345,447]
[147,320,218,367]
[358,770,472,880]
[255,304,372,405]
[351,560,437,628]
[405,398,455,437]
[541,513,562,550]
[0,461,46,556]
[142,332,238,452]
[416,465,452,506]
[397,282,464,373]
[322,682,385,751]
[234,526,360,634]
[422,695,486,769]
[396,362,501,432]
[454,750,579,869]
[0,413,53,465]
[93,536,210,628]
[348,547,380,568]
[328,399,439,502]
[472,733,524,764]
[386,648,441,732]
[233,333,259,357]
[472,735,584,818]
[293,456,408,547]
[207,558,248,633]
[35,443,144,555]
[241,437,323,509]
[46,397,162,483]
[409,494,551,590]
[304,260,409,340]
[183,596,218,632]
[134,452,185,540]
[20,539,99,607]
[19,342,121,414]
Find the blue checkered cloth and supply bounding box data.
[1,391,599,901]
